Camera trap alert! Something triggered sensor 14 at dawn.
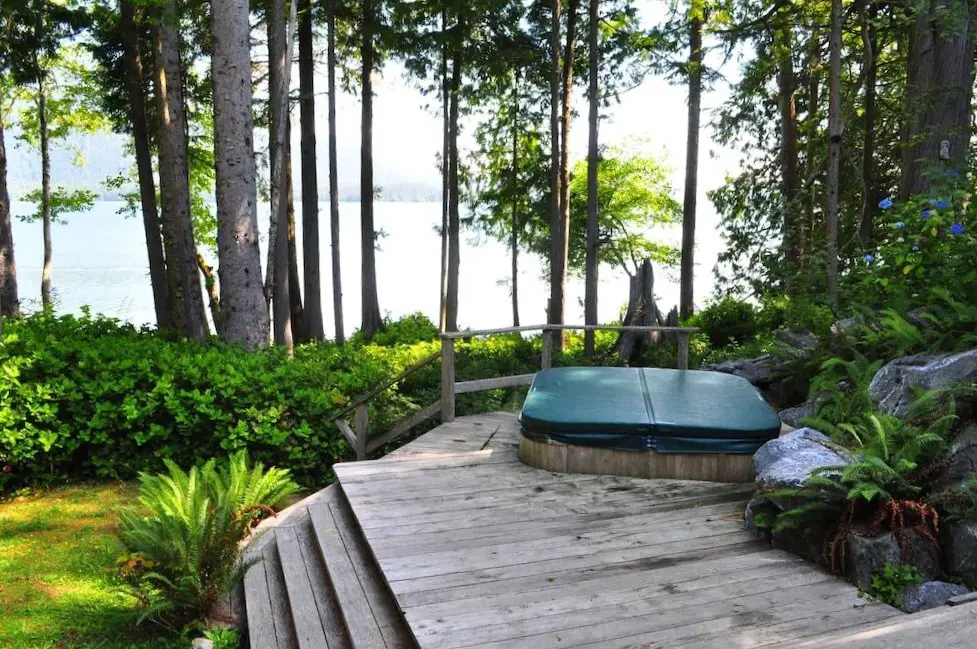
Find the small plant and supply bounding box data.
[203,627,241,649]
[687,296,760,348]
[867,562,923,607]
[118,451,298,627]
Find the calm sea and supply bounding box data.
[8,200,708,336]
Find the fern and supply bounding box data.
[118,451,298,624]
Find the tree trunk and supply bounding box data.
[327,0,344,344]
[212,0,270,348]
[196,248,222,332]
[120,0,169,330]
[901,0,974,197]
[510,81,521,329]
[826,0,842,310]
[584,0,599,356]
[445,53,461,332]
[38,76,53,310]
[775,23,801,277]
[0,116,19,318]
[680,8,703,321]
[859,0,878,246]
[802,28,820,265]
[559,0,578,232]
[548,0,564,349]
[153,3,209,340]
[613,259,662,363]
[360,0,383,339]
[439,7,449,333]
[269,0,295,353]
[298,0,323,340]
[286,144,307,343]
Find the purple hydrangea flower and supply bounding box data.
[864,253,875,263]
[951,223,965,236]
[895,221,906,230]
[936,199,949,210]
[922,209,932,218]
[878,198,894,210]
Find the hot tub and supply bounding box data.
[518,367,781,482]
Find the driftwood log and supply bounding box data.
[613,259,665,363]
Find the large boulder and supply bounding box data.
[847,531,941,590]
[935,428,977,492]
[753,428,852,492]
[947,521,977,585]
[869,349,977,417]
[779,393,831,428]
[704,355,777,386]
[775,329,820,357]
[900,581,968,613]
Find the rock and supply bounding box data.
[744,497,776,539]
[778,393,831,428]
[847,530,941,590]
[935,428,977,492]
[847,533,901,590]
[900,581,968,613]
[947,521,977,585]
[831,316,864,336]
[772,519,830,567]
[775,329,819,356]
[753,428,852,493]
[869,349,977,417]
[704,355,777,386]
[906,307,936,330]
[191,639,214,649]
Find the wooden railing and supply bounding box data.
[334,324,699,459]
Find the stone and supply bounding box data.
[753,428,852,493]
[775,329,820,356]
[869,349,977,418]
[771,519,829,567]
[778,393,830,428]
[947,591,977,606]
[847,532,901,590]
[191,639,214,649]
[900,581,968,613]
[831,316,864,336]
[906,307,936,330]
[947,521,977,585]
[744,497,776,539]
[847,530,941,590]
[935,428,977,492]
[703,355,777,386]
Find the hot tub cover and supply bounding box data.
[519,367,781,454]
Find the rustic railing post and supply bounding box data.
[677,332,690,370]
[441,336,456,422]
[354,403,369,461]
[541,328,553,370]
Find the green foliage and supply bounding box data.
[357,312,439,346]
[19,186,97,224]
[687,296,759,348]
[937,471,977,522]
[867,563,923,607]
[806,353,884,438]
[203,628,240,649]
[118,452,298,625]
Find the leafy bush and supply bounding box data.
[688,297,759,348]
[118,452,298,626]
[867,563,923,607]
[357,312,440,347]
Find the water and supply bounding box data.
[9,200,719,336]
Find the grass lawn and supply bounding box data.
[0,482,184,649]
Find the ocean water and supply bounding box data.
[8,200,712,336]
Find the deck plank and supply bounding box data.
[334,411,908,649]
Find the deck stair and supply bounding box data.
[241,412,977,649]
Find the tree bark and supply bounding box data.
[680,8,703,321]
[439,7,449,333]
[584,0,599,356]
[196,248,222,332]
[38,75,53,310]
[327,0,344,344]
[510,81,521,328]
[0,116,19,318]
[445,53,461,332]
[286,143,307,343]
[548,0,564,350]
[859,0,878,246]
[613,259,662,363]
[802,28,820,264]
[775,23,801,277]
[269,0,295,353]
[298,0,323,340]
[559,0,578,231]
[901,0,974,197]
[120,0,169,330]
[212,0,270,348]
[153,1,208,340]
[826,0,842,310]
[360,0,383,339]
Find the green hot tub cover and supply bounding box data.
[519,367,781,454]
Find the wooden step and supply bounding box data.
[243,534,298,649]
[308,492,414,649]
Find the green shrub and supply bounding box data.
[688,297,759,348]
[867,563,923,607]
[358,312,440,346]
[118,452,298,626]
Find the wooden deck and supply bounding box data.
[245,411,977,649]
